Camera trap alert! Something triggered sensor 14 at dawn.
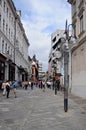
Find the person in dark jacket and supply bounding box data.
[6,80,10,98]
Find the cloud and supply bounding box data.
[13,0,71,71]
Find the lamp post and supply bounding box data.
[60,20,77,112]
[56,20,76,112]
[52,20,76,112]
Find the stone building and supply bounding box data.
[68,0,86,98]
[0,0,30,85]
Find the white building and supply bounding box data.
[49,29,74,90]
[0,0,30,83]
[68,0,86,98]
[48,30,64,85]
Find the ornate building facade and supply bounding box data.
[0,0,30,85]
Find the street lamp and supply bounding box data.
[57,20,76,112]
[61,20,77,112]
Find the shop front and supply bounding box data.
[18,66,28,81]
[9,62,15,81]
[0,53,6,89]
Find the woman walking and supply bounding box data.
[2,80,6,96]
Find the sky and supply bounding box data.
[13,0,71,72]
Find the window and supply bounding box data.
[80,15,83,33]
[4,1,6,12]
[9,28,10,39]
[6,24,8,35]
[7,7,8,17]
[9,12,11,21]
[3,19,5,31]
[0,14,1,27]
[8,46,10,54]
[52,37,56,42]
[5,43,7,53]
[2,40,4,53]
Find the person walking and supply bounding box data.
[55,79,58,95]
[23,81,29,90]
[13,81,19,98]
[6,80,10,98]
[2,80,6,96]
[31,81,33,90]
[57,79,60,91]
[42,80,45,92]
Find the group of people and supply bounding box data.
[28,80,46,92]
[1,78,62,99]
[1,80,18,98]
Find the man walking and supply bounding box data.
[6,80,10,98]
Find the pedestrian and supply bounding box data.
[13,81,19,98]
[23,81,29,90]
[42,80,45,92]
[6,80,10,98]
[31,81,33,90]
[13,85,17,98]
[57,79,60,91]
[40,81,43,89]
[1,80,6,96]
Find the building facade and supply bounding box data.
[48,30,65,86]
[68,0,86,98]
[0,0,30,85]
[31,55,39,81]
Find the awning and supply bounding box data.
[18,66,28,74]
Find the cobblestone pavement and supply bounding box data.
[0,87,86,130]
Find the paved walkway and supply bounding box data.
[0,87,86,130]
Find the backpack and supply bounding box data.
[6,84,10,90]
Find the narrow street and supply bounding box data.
[0,86,86,130]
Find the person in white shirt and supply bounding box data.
[6,80,10,98]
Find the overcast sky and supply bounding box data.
[13,0,71,72]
